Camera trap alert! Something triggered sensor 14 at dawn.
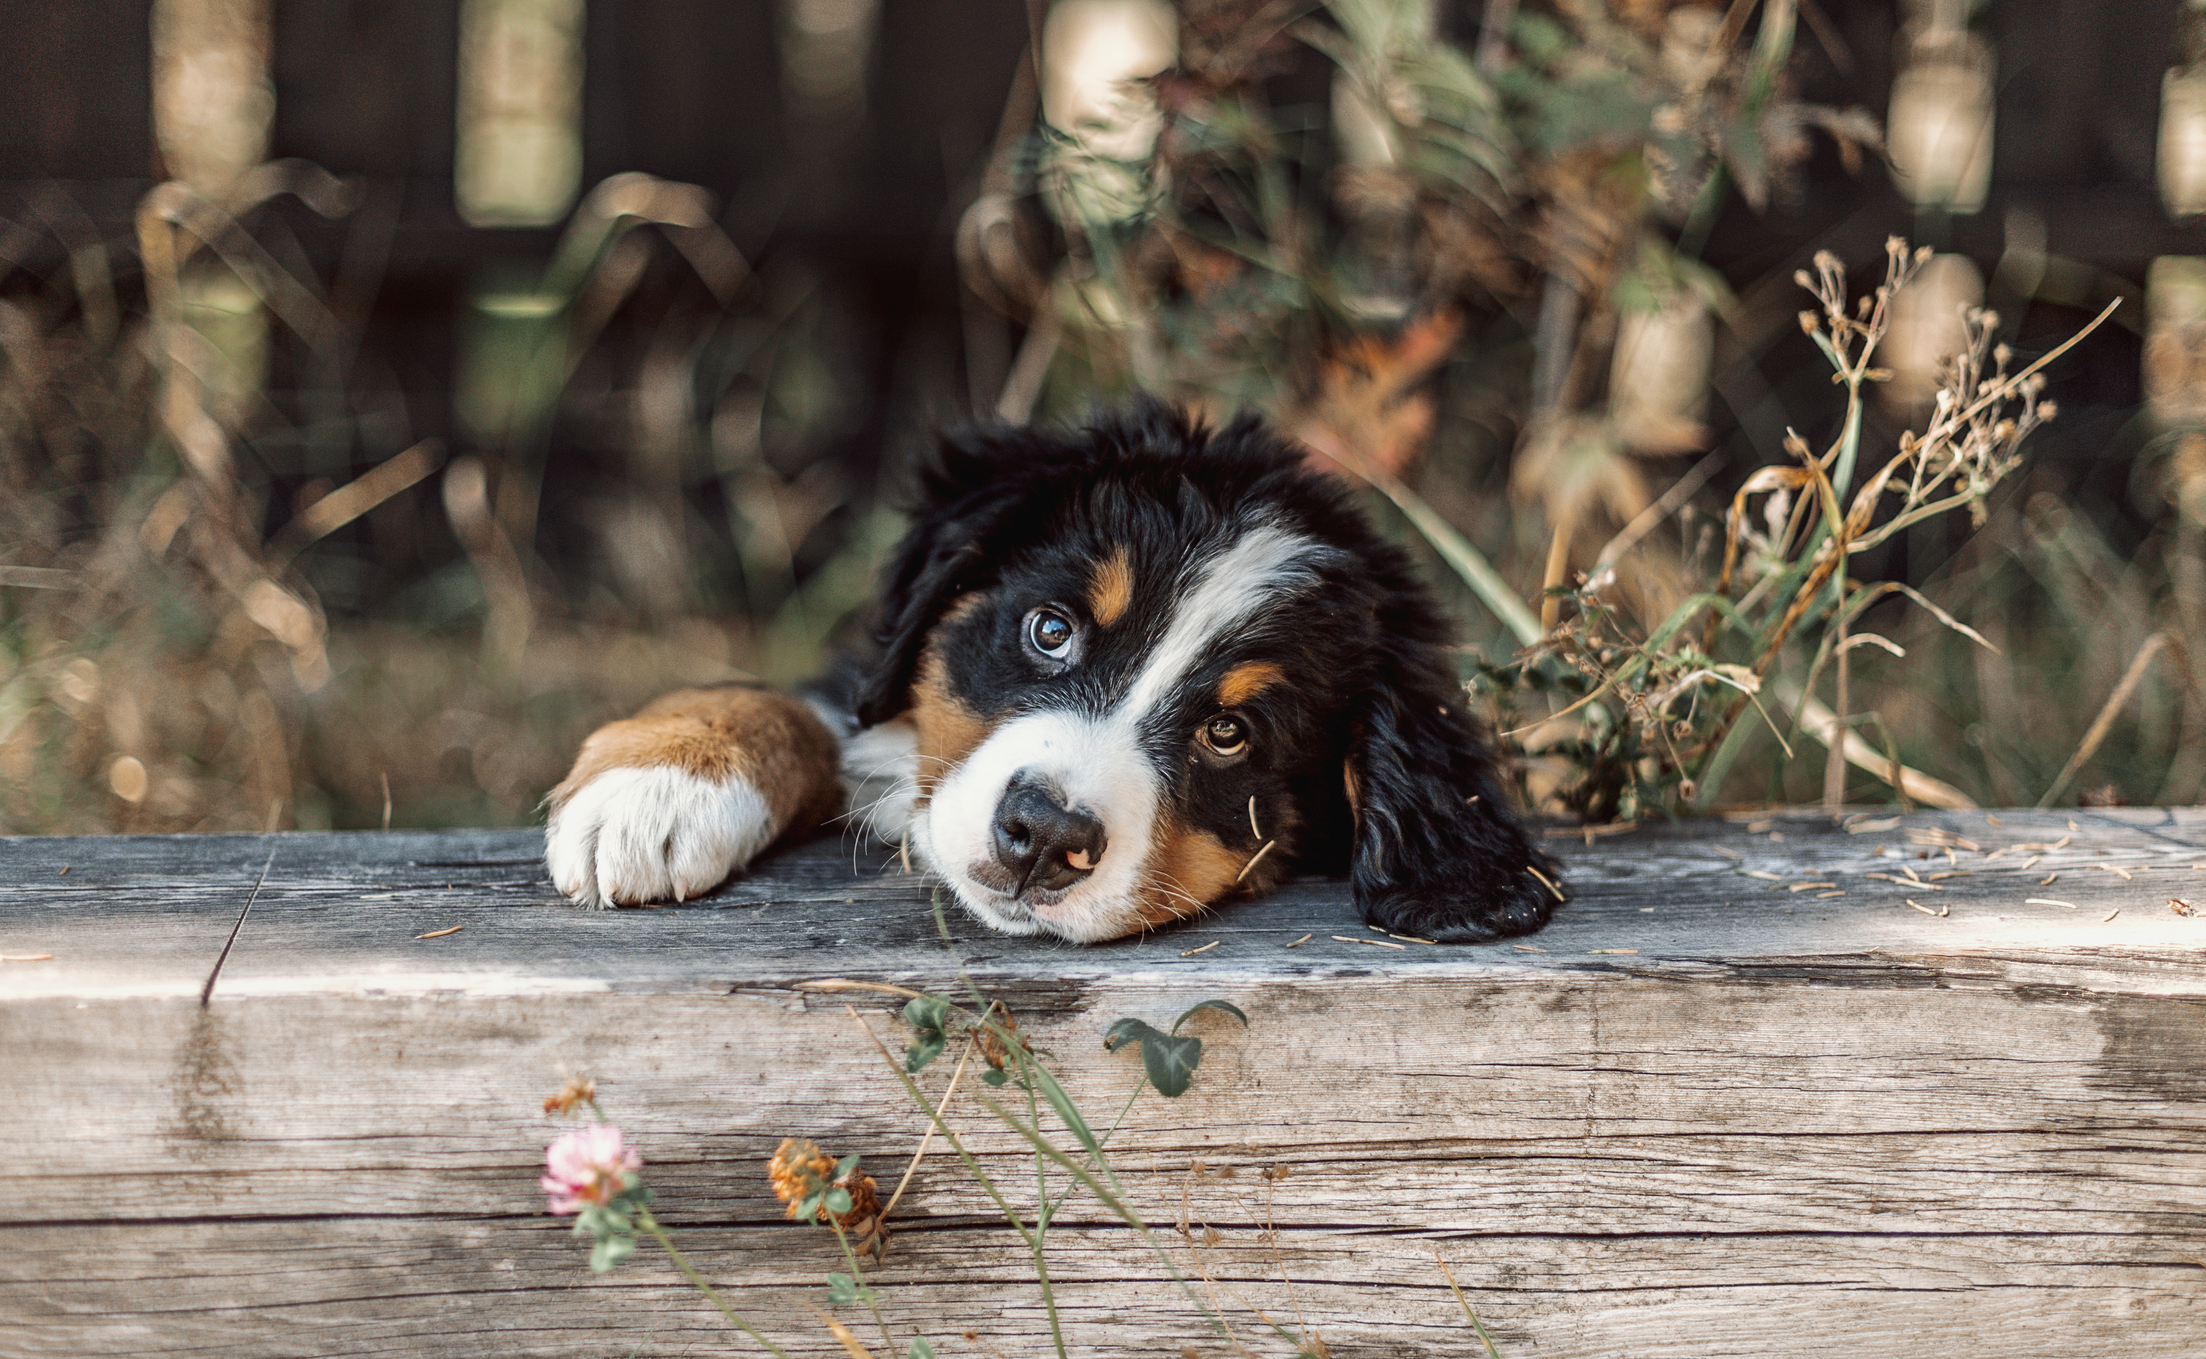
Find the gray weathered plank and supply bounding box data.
[3,809,2204,1357]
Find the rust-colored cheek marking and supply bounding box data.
[1088,546,1133,627]
[910,645,994,801]
[551,687,842,835]
[1217,662,1284,709]
[1132,817,1246,929]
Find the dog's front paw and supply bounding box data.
[545,767,777,908]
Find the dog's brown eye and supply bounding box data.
[1027,608,1075,660]
[1201,715,1247,756]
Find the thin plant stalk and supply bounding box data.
[1434,1250,1505,1359]
[825,1217,898,1358]
[1021,1058,1071,1359]
[636,1211,794,1359]
[846,1006,1237,1350]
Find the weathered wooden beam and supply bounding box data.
[4,809,2204,1357]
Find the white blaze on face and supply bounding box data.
[914,521,1324,942]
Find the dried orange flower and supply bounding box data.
[768,1137,836,1216]
[976,1012,1029,1073]
[542,1076,597,1116]
[768,1137,887,1259]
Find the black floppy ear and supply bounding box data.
[1345,645,1560,943]
[852,426,1039,727]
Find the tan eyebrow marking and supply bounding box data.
[1088,546,1133,627]
[1218,661,1284,708]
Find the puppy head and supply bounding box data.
[859,403,1558,944]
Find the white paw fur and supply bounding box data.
[545,767,777,908]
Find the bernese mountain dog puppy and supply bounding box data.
[545,403,1560,944]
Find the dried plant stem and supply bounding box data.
[1351,456,1545,646]
[882,1030,980,1218]
[1539,522,1572,635]
[2037,631,2177,808]
[636,1211,792,1358]
[1592,450,1724,574]
[825,1216,898,1358]
[1434,1250,1506,1359]
[996,307,1061,425]
[1793,689,1973,808]
[1823,579,1850,814]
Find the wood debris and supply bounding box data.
[1844,816,1902,834]
[1543,820,1639,841]
[1511,944,1548,953]
[1907,829,1981,851]
[1788,882,1838,892]
[2026,898,2078,910]
[1589,948,1640,955]
[2095,864,2134,881]
[1180,941,1221,957]
[1867,872,1942,889]
[2102,909,2120,922]
[1332,935,1405,949]
[1235,840,1277,883]
[1906,899,1947,917]
[1284,933,1312,948]
[1744,869,1783,881]
[2,953,55,962]
[2173,899,2199,918]
[416,925,463,939]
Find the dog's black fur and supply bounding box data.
[839,400,1559,943]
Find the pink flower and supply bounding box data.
[541,1124,641,1214]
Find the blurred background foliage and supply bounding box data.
[0,0,2201,837]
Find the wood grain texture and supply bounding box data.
[3,809,2204,1357]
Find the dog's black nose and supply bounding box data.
[992,774,1107,895]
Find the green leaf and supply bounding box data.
[980,1068,1008,1087]
[1027,1062,1101,1154]
[826,1271,860,1305]
[909,1341,938,1359]
[902,994,948,1030]
[589,1233,634,1274]
[833,1153,861,1180]
[1104,1017,1166,1052]
[824,1186,853,1216]
[905,1032,947,1074]
[797,1190,823,1221]
[1171,999,1248,1035]
[1142,1032,1205,1098]
[902,995,951,1072]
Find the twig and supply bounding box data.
[1789,688,1974,809]
[1235,840,1277,883]
[200,849,275,1007]
[1591,450,1724,574]
[883,1032,981,1218]
[2038,631,2175,808]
